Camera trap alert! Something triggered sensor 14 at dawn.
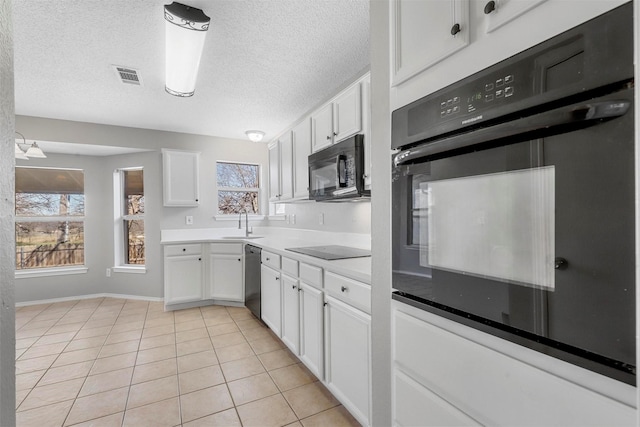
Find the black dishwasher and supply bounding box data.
[244,244,261,319]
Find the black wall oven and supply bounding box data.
[391,3,635,385]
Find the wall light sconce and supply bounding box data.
[245,130,265,142]
[164,2,210,97]
[15,132,46,160]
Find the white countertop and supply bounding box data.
[161,227,372,284]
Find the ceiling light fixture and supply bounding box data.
[245,130,265,143]
[164,2,210,97]
[14,132,46,160]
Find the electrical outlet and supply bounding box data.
[106,268,111,277]
[185,215,194,225]
[291,214,296,225]
[319,213,324,225]
[286,215,290,225]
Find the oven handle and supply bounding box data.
[393,99,630,166]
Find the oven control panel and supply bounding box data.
[439,73,517,119]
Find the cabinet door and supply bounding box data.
[162,150,200,206]
[325,295,371,426]
[333,83,362,142]
[268,142,281,202]
[300,282,324,380]
[281,274,300,354]
[279,132,294,201]
[394,370,479,427]
[292,119,311,199]
[311,103,334,152]
[391,0,469,86]
[261,265,282,337]
[208,253,243,302]
[483,0,547,33]
[164,255,203,304]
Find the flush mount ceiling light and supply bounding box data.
[14,132,46,160]
[164,2,210,97]
[245,130,265,142]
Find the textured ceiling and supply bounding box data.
[12,0,370,142]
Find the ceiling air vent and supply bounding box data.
[112,65,142,86]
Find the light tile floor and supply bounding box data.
[15,297,361,427]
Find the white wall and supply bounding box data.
[279,201,371,234]
[369,0,392,425]
[0,0,16,422]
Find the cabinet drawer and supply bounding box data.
[300,263,322,288]
[165,244,202,256]
[325,271,370,313]
[262,251,281,270]
[209,243,243,254]
[282,257,299,277]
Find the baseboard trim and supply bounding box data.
[16,293,164,307]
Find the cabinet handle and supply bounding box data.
[326,135,331,140]
[333,132,338,136]
[484,0,496,14]
[198,258,201,261]
[238,258,241,261]
[195,198,199,202]
[450,23,461,36]
[182,248,186,252]
[266,257,270,261]
[323,302,328,307]
[341,286,348,292]
[276,277,280,281]
[292,285,297,290]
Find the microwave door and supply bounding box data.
[337,154,347,187]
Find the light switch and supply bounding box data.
[185,215,194,225]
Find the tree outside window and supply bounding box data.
[217,162,260,214]
[121,169,145,265]
[15,167,85,270]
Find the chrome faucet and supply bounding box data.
[238,211,252,237]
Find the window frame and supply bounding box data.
[215,160,264,219]
[15,166,87,278]
[113,167,146,274]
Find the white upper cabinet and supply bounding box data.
[292,119,311,199]
[162,149,200,207]
[482,0,547,33]
[311,103,334,152]
[268,131,296,203]
[312,81,364,152]
[279,132,294,200]
[268,141,281,202]
[333,83,362,142]
[391,0,470,87]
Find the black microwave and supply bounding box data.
[308,134,369,201]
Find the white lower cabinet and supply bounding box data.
[281,273,300,354]
[392,302,636,426]
[394,370,479,427]
[324,295,371,427]
[165,243,244,309]
[164,244,203,305]
[261,264,282,337]
[299,282,324,380]
[207,254,243,301]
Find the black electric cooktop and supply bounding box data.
[285,245,371,260]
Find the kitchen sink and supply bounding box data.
[220,236,263,240]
